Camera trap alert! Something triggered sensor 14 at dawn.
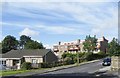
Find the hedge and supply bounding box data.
[21,62,31,70]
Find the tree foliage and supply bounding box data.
[0,43,2,49]
[19,35,44,49]
[108,38,120,56]
[25,40,44,49]
[2,35,18,53]
[83,35,97,52]
[2,35,44,53]
[19,35,32,49]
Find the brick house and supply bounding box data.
[53,36,108,58]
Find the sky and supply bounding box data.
[1,0,119,49]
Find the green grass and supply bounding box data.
[0,70,31,76]
[0,68,48,76]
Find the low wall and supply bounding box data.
[111,56,120,71]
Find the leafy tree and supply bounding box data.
[0,43,2,49]
[19,35,44,49]
[25,40,44,49]
[62,53,67,60]
[2,35,18,53]
[2,35,44,53]
[108,38,120,56]
[83,35,97,52]
[19,35,32,49]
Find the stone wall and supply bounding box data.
[111,56,120,71]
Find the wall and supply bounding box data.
[24,57,43,63]
[111,56,120,71]
[99,41,108,53]
[6,59,13,67]
[43,51,58,63]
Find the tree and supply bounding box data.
[0,43,2,49]
[19,35,32,49]
[25,40,44,49]
[19,35,44,49]
[108,38,120,56]
[2,35,18,53]
[2,35,44,53]
[83,35,97,52]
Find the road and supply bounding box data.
[2,60,119,78]
[39,60,104,75]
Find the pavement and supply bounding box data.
[2,59,120,78]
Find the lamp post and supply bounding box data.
[76,49,79,66]
[75,45,79,66]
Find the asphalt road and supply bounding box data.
[39,59,104,75]
[2,60,119,78]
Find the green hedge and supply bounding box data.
[62,52,107,63]
[21,62,31,70]
[38,60,74,68]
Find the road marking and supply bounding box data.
[98,66,110,72]
[96,74,100,77]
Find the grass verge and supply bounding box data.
[0,70,31,76]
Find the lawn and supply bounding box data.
[0,70,31,76]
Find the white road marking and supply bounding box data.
[98,66,110,72]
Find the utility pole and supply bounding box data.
[75,45,79,66]
[77,50,79,66]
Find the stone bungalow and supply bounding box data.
[1,49,58,69]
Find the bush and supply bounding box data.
[40,62,52,68]
[82,52,108,61]
[38,61,64,68]
[54,61,63,67]
[85,52,94,61]
[63,57,75,65]
[21,62,31,70]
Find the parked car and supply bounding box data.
[102,57,111,66]
[0,64,6,70]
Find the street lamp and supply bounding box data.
[74,45,79,65]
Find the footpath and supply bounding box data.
[4,60,100,77]
[95,66,120,78]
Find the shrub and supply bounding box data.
[64,57,75,65]
[40,62,52,68]
[84,52,94,61]
[21,62,31,70]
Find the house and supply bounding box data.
[1,49,58,69]
[96,37,108,53]
[0,49,6,66]
[53,36,108,58]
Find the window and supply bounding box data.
[65,46,67,49]
[32,59,38,63]
[0,60,6,65]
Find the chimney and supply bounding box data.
[102,36,105,41]
[59,41,61,45]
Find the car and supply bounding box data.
[102,57,111,66]
[0,64,6,70]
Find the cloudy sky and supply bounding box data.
[1,0,119,48]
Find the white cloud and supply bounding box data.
[37,25,88,35]
[2,0,119,2]
[19,28,39,36]
[44,44,53,49]
[45,26,75,34]
[1,22,31,28]
[2,2,118,41]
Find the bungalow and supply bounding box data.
[1,49,58,69]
